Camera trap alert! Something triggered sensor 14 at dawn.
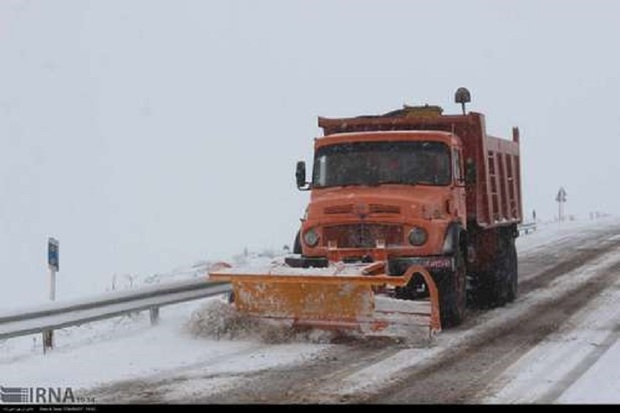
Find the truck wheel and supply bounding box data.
[471,257,507,308]
[439,247,467,328]
[293,231,302,254]
[506,238,518,302]
[486,232,517,307]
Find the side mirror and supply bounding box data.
[296,161,309,190]
[465,158,477,185]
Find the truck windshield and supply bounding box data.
[312,141,451,188]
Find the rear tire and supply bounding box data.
[506,237,518,302]
[473,229,517,308]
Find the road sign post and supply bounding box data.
[556,187,567,222]
[48,237,59,300]
[44,237,60,353]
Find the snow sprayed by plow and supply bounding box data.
[185,296,435,347]
[185,297,343,344]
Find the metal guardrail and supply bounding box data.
[518,222,537,235]
[0,278,231,342]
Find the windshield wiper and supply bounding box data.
[318,180,418,188]
[367,180,417,186]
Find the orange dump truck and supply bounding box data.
[210,88,522,333]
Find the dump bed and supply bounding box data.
[317,106,522,228]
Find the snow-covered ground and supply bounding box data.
[0,248,336,402]
[1,217,620,404]
[482,270,620,404]
[0,297,334,401]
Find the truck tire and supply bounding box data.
[506,237,518,302]
[472,230,516,308]
[293,231,302,254]
[438,247,467,328]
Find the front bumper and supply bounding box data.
[388,256,455,275]
[284,255,329,268]
[284,253,454,273]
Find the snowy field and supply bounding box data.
[1,217,620,404]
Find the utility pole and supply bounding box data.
[556,187,567,222]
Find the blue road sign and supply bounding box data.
[48,237,59,271]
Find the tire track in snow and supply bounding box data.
[85,342,273,403]
[518,226,620,294]
[536,324,620,404]
[366,241,620,404]
[189,336,410,404]
[479,279,620,404]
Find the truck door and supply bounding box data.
[452,148,467,221]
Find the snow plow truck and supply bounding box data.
[210,88,523,336]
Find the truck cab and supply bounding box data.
[293,129,467,273]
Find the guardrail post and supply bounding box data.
[518,222,537,236]
[43,330,53,353]
[149,307,160,325]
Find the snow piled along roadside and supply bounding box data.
[0,297,334,397]
[0,249,336,398]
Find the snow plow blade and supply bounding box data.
[208,263,441,336]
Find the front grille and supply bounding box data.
[369,204,401,214]
[323,224,403,248]
[324,204,354,214]
[324,204,401,215]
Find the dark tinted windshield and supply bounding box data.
[312,141,450,188]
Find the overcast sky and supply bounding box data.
[2,0,619,307]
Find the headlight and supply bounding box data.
[408,226,428,246]
[303,228,320,247]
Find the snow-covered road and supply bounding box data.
[2,218,620,404]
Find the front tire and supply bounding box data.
[438,247,467,328]
[293,231,302,254]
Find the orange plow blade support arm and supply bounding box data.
[208,264,441,336]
